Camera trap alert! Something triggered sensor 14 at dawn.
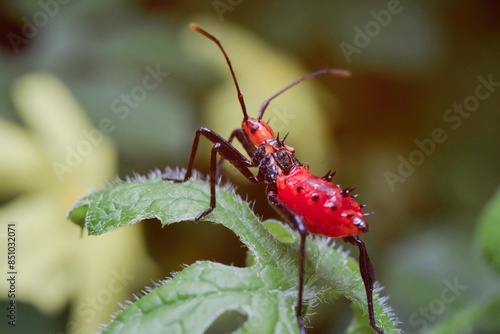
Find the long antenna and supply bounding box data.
[190,23,249,120]
[257,69,351,120]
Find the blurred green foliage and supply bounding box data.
[1,0,499,333]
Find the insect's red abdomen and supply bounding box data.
[276,166,368,238]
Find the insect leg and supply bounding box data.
[165,127,261,220]
[197,138,260,220]
[164,127,202,182]
[216,128,256,177]
[164,127,255,182]
[267,190,308,334]
[344,236,383,334]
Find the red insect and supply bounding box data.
[167,23,383,334]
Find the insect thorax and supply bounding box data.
[254,141,302,184]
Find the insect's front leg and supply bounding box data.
[267,189,308,334]
[164,127,261,221]
[215,128,256,177]
[163,127,204,183]
[196,139,260,221]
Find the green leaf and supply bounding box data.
[347,304,381,334]
[262,219,297,244]
[67,204,88,229]
[477,188,500,273]
[67,169,398,333]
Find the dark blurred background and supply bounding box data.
[0,0,499,333]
